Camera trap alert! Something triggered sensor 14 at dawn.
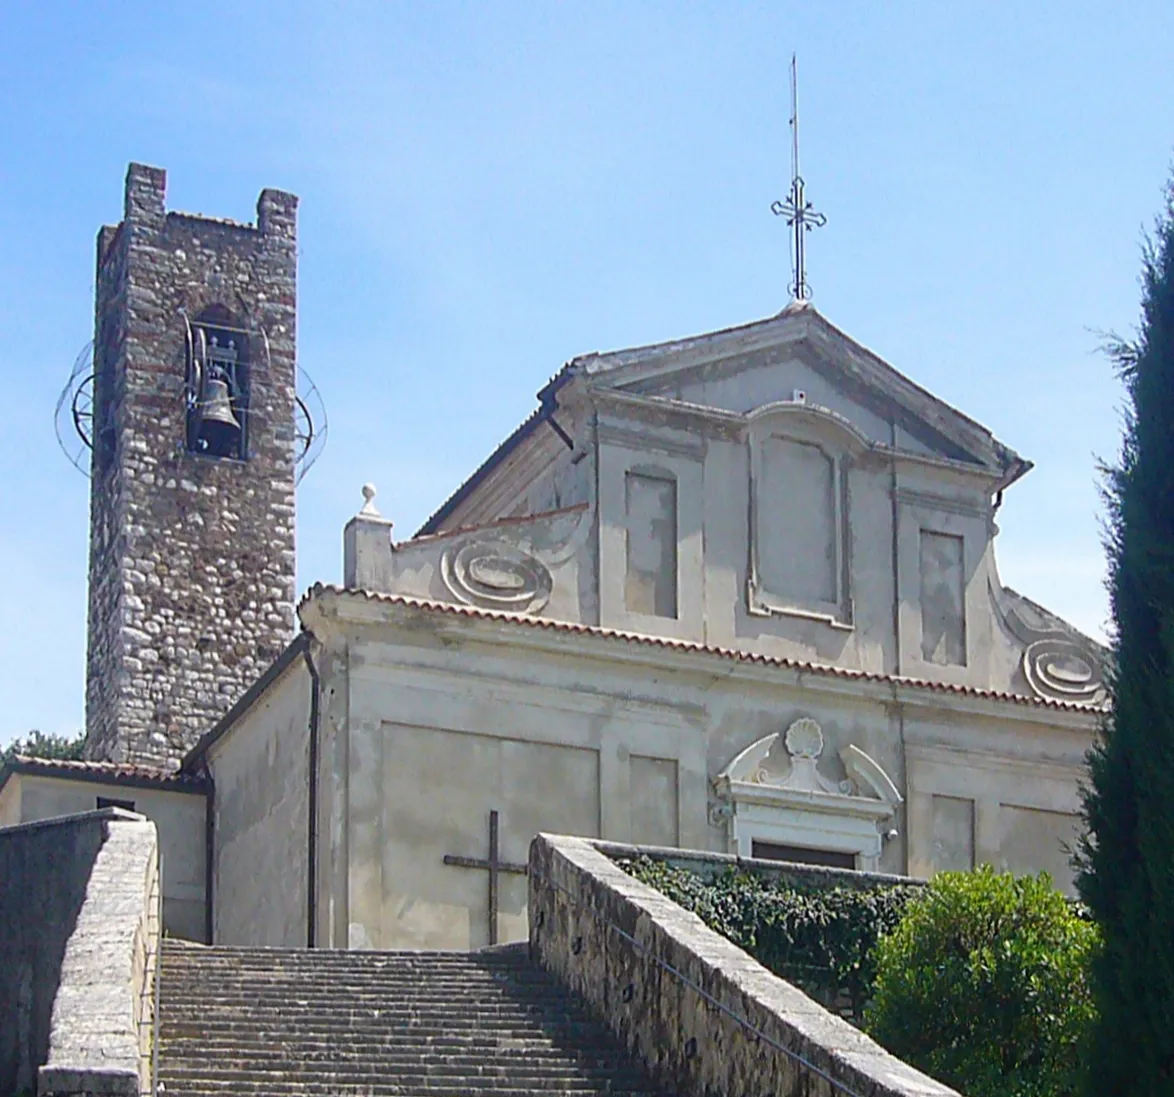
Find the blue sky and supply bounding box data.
[2,2,1172,743]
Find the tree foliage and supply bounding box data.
[866,867,1097,1097]
[1077,178,1174,1095]
[620,856,918,1019]
[1,728,86,767]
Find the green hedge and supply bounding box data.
[618,856,919,1021]
[867,868,1097,1097]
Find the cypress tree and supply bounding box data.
[1078,176,1174,1095]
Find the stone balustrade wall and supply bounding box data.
[528,833,959,1097]
[0,808,160,1097]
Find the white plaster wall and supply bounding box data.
[362,350,1050,701]
[0,780,20,827]
[348,504,592,624]
[329,624,712,950]
[302,591,1096,949]
[903,711,1092,894]
[587,385,1020,691]
[652,351,910,450]
[209,659,311,945]
[7,775,205,940]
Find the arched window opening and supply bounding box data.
[186,306,251,460]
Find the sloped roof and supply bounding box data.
[0,754,207,795]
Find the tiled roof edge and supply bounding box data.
[303,584,1107,715]
[1,754,208,793]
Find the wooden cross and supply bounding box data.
[443,809,528,945]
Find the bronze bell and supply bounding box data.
[197,377,241,452]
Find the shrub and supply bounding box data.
[620,856,918,1020]
[865,866,1097,1097]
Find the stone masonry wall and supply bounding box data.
[529,833,959,1097]
[0,811,104,1095]
[86,163,298,766]
[38,811,160,1097]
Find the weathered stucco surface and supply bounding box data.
[529,833,958,1097]
[376,304,1104,708]
[263,585,1095,951]
[209,654,311,946]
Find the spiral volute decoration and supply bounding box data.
[1022,639,1104,703]
[440,540,553,614]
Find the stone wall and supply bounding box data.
[529,833,960,1097]
[86,162,298,767]
[0,809,160,1097]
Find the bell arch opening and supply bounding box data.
[185,305,251,460]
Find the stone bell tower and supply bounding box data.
[85,163,298,766]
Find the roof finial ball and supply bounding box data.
[359,482,382,518]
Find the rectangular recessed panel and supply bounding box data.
[625,472,678,618]
[999,805,1082,894]
[920,530,966,665]
[931,795,975,872]
[757,436,836,605]
[630,756,679,847]
[380,723,600,949]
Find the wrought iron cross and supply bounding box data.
[771,54,826,301]
[443,809,528,946]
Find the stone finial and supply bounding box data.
[359,483,382,517]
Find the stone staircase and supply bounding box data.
[156,940,663,1096]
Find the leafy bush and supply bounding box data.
[865,866,1097,1097]
[619,856,919,1020]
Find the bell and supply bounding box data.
[197,377,241,453]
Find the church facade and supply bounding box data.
[1,164,1107,950]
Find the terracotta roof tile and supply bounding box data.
[303,584,1107,714]
[4,755,207,790]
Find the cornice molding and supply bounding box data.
[301,587,1103,728]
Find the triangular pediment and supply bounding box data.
[421,303,1029,535]
[564,303,1025,477]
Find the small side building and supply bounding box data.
[0,757,208,941]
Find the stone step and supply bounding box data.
[162,1024,610,1044]
[162,974,553,989]
[162,1014,591,1028]
[159,1047,633,1066]
[157,943,660,1097]
[162,949,532,966]
[163,985,575,1001]
[159,1028,610,1047]
[159,1072,651,1093]
[158,1084,653,1097]
[163,994,573,1009]
[161,1059,647,1082]
[161,959,540,973]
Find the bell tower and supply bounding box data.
[84,163,299,766]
